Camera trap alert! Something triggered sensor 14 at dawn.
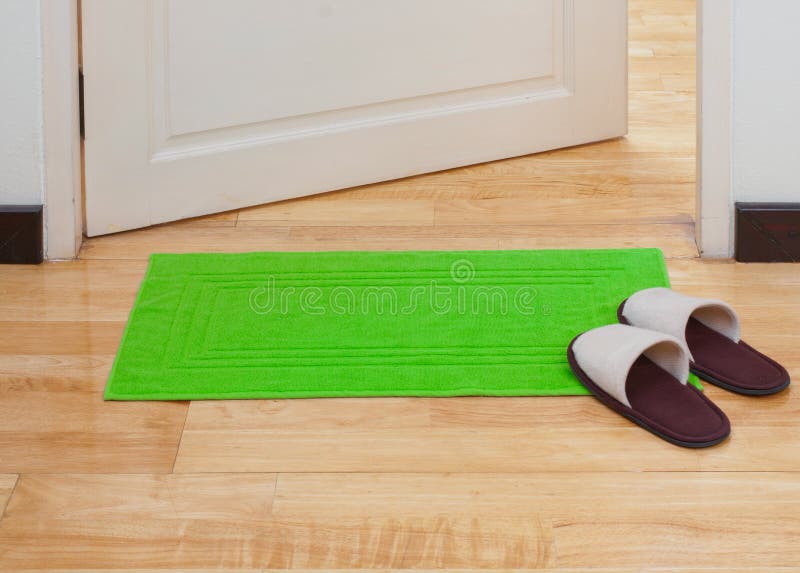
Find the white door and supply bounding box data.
[82,0,627,236]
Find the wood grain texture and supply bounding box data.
[0,260,147,322]
[0,475,16,518]
[1,472,798,570]
[0,387,187,473]
[239,198,437,226]
[81,223,698,260]
[0,474,276,570]
[174,411,799,473]
[6,0,800,570]
[5,569,793,573]
[0,263,187,473]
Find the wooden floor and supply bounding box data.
[2,1,800,570]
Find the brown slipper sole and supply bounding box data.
[618,299,790,396]
[568,336,731,448]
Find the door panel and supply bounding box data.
[82,0,627,235]
[166,0,557,133]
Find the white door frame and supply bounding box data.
[696,0,734,258]
[41,0,83,259]
[42,0,734,259]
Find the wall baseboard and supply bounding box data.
[735,202,800,262]
[0,205,44,264]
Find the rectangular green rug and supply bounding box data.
[105,248,677,400]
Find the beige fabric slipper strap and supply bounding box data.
[572,324,690,408]
[621,287,740,357]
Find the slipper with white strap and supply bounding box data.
[618,288,790,395]
[567,324,730,448]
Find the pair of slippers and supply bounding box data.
[568,287,790,448]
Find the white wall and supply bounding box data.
[733,0,800,203]
[0,0,44,206]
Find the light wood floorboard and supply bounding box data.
[1,472,798,569]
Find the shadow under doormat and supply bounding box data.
[105,248,681,400]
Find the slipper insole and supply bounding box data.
[686,318,787,392]
[626,355,728,441]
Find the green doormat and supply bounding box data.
[105,248,689,400]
